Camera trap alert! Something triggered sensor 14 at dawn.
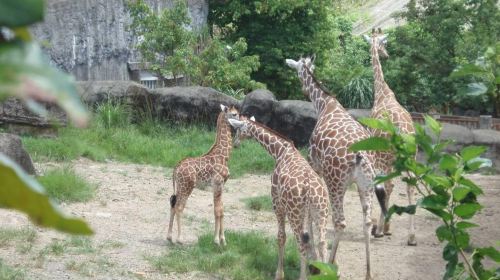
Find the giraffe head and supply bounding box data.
[364,28,388,58]
[227,115,255,137]
[220,104,239,120]
[285,55,315,74]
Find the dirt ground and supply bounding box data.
[0,158,499,279]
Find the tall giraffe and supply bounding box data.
[167,104,238,246]
[228,115,329,280]
[364,28,417,246]
[286,57,387,280]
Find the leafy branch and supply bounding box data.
[350,116,499,279]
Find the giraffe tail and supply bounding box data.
[355,153,387,217]
[170,169,177,208]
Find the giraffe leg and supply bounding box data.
[275,212,286,280]
[328,188,347,265]
[315,210,328,263]
[382,180,394,235]
[213,184,225,246]
[307,212,318,260]
[290,214,309,280]
[167,206,175,243]
[357,182,374,280]
[175,200,186,244]
[407,184,417,246]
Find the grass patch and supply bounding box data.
[0,259,25,280]
[0,227,36,251]
[148,231,300,280]
[38,167,95,203]
[23,120,275,178]
[242,195,273,211]
[40,236,96,257]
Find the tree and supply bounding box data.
[208,0,337,99]
[0,0,92,234]
[127,0,263,93]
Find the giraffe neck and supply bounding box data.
[299,67,340,113]
[371,38,394,106]
[246,122,293,161]
[207,112,232,161]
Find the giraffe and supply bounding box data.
[363,28,417,246]
[286,57,387,280]
[167,104,239,246]
[228,115,329,280]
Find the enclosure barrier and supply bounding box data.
[410,113,500,131]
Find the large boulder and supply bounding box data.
[269,100,317,146]
[151,86,240,125]
[0,133,36,175]
[240,89,277,126]
[76,81,151,109]
[0,98,66,136]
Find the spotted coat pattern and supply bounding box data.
[369,29,417,245]
[287,57,386,280]
[167,106,238,246]
[231,117,329,280]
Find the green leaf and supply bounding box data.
[349,137,391,152]
[436,225,452,242]
[439,155,458,172]
[374,172,401,185]
[0,42,88,127]
[419,195,448,210]
[452,186,470,202]
[358,118,396,134]
[0,154,93,235]
[308,261,338,280]
[424,115,442,135]
[443,243,459,279]
[474,247,500,263]
[426,208,453,221]
[458,178,483,195]
[465,157,492,172]
[385,204,417,223]
[460,146,487,162]
[423,174,452,189]
[455,230,470,249]
[450,63,488,78]
[454,203,482,218]
[458,82,488,97]
[456,221,478,230]
[0,0,44,28]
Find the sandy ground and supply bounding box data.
[0,158,499,280]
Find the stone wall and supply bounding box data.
[30,0,208,81]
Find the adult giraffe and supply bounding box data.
[286,57,387,280]
[363,28,417,246]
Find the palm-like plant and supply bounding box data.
[451,42,500,117]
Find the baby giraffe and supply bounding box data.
[167,104,238,246]
[228,115,329,280]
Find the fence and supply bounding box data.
[411,113,500,131]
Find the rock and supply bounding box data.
[151,86,240,124]
[240,89,277,125]
[438,123,474,145]
[0,133,36,175]
[31,0,208,82]
[77,81,152,112]
[269,100,317,147]
[472,129,500,144]
[0,98,67,137]
[348,109,372,120]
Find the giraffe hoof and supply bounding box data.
[220,239,227,246]
[383,231,392,236]
[407,235,417,246]
[374,233,384,238]
[371,225,377,236]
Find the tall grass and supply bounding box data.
[38,167,95,203]
[149,231,300,280]
[22,103,275,177]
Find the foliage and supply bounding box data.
[308,261,339,280]
[127,0,262,92]
[383,0,500,114]
[451,43,500,117]
[23,116,275,178]
[149,231,300,280]
[38,167,96,203]
[350,116,500,279]
[95,100,131,129]
[209,0,337,99]
[0,0,92,235]
[0,259,25,280]
[242,195,273,211]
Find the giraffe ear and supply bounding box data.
[285,59,299,69]
[220,104,227,112]
[228,118,243,128]
[363,34,371,43]
[250,116,256,122]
